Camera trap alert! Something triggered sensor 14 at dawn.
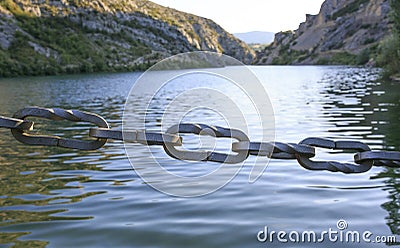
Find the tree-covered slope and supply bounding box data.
[0,0,255,77]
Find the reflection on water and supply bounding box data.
[312,67,399,244]
[0,67,399,247]
[0,73,136,247]
[368,76,400,237]
[318,68,400,240]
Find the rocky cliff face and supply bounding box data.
[256,0,391,65]
[0,0,255,77]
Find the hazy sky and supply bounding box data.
[151,0,326,33]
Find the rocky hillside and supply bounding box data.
[256,0,391,65]
[0,0,255,77]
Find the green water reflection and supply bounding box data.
[369,79,400,238]
[321,70,400,242]
[0,73,134,247]
[321,71,400,243]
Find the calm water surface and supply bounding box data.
[0,66,399,247]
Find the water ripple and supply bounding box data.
[0,67,399,247]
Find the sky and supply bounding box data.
[151,0,326,33]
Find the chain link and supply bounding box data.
[11,107,109,150]
[0,116,34,131]
[232,141,315,159]
[163,123,250,164]
[295,137,373,173]
[355,151,400,168]
[89,128,182,146]
[1,107,400,173]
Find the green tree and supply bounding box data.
[392,0,400,34]
[379,0,400,78]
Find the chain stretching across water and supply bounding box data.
[1,107,400,173]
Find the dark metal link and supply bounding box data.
[355,151,400,168]
[296,137,373,173]
[89,128,123,141]
[374,160,400,168]
[163,123,249,164]
[0,116,34,131]
[232,141,315,159]
[1,106,400,173]
[89,128,182,146]
[11,107,109,150]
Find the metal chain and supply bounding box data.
[295,137,373,173]
[355,151,400,168]
[163,123,250,164]
[89,128,182,146]
[1,107,400,173]
[232,141,316,159]
[0,115,34,131]
[11,107,109,150]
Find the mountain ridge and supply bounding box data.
[256,0,391,65]
[0,0,255,77]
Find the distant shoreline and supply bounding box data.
[0,64,382,80]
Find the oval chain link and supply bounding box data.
[295,137,373,173]
[163,123,250,164]
[11,107,109,150]
[232,141,315,159]
[355,151,400,168]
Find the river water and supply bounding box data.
[0,66,399,247]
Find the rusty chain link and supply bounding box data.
[1,106,400,174]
